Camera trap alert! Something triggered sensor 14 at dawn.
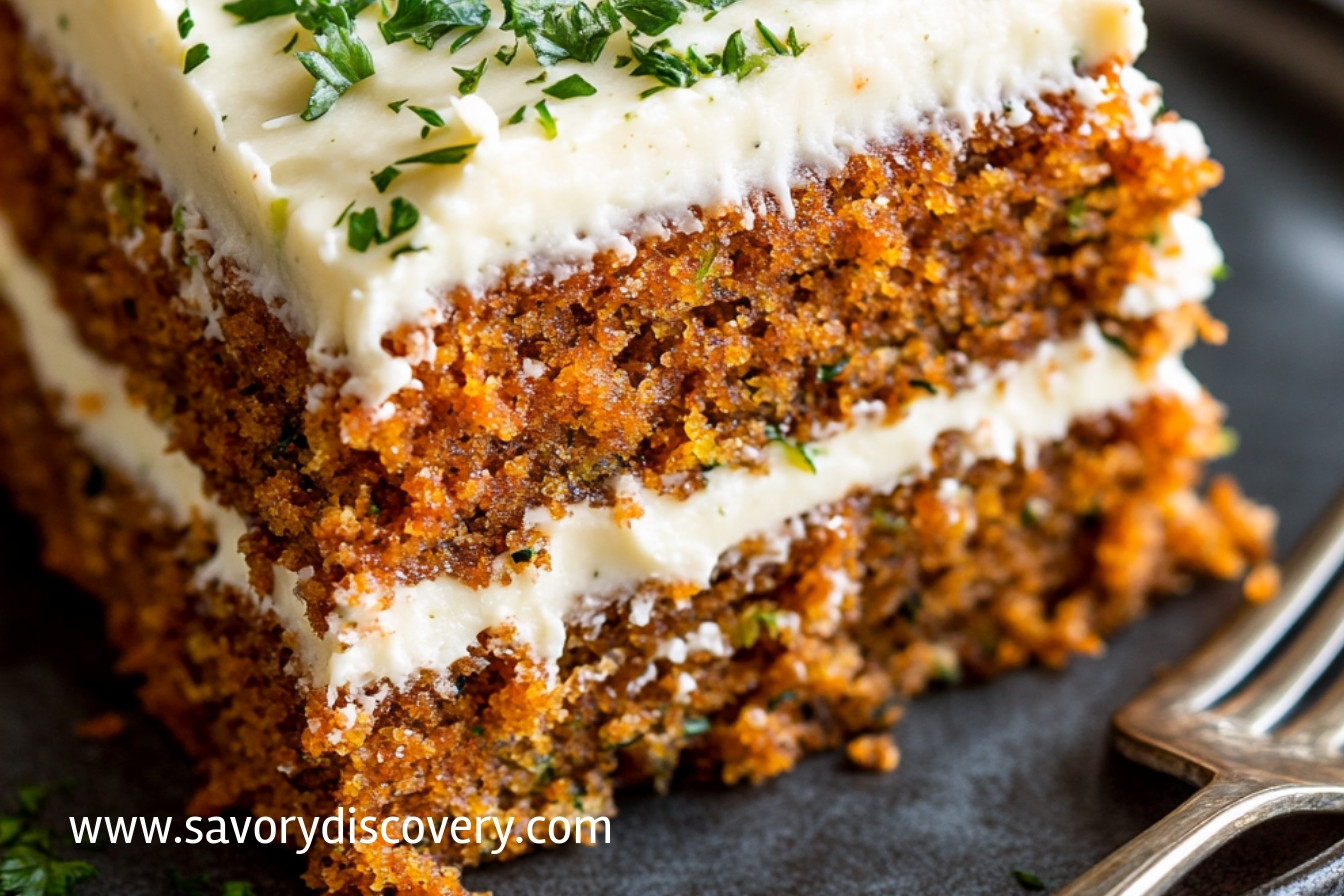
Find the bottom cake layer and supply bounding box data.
[0,270,1275,893]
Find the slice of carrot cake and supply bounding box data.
[0,0,1273,892]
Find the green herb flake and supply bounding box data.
[1099,331,1137,359]
[495,41,520,64]
[511,547,535,564]
[784,25,807,56]
[1012,869,1047,891]
[1,785,97,896]
[177,7,195,39]
[629,36,696,88]
[909,379,937,396]
[613,0,685,36]
[543,72,597,99]
[395,142,478,165]
[454,58,488,94]
[719,29,767,80]
[379,0,490,51]
[1216,426,1240,458]
[681,716,711,737]
[1212,261,1231,282]
[295,8,377,121]
[347,198,420,251]
[1066,195,1087,231]
[183,43,210,74]
[281,31,300,52]
[469,724,486,737]
[408,104,446,128]
[817,356,850,383]
[534,100,558,139]
[754,19,787,54]
[507,104,528,125]
[371,165,401,192]
[387,98,410,112]
[694,243,717,284]
[389,243,427,258]
[223,0,299,23]
[333,199,357,227]
[503,0,621,66]
[613,53,632,68]
[764,423,815,474]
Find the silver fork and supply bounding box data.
[1059,486,1344,896]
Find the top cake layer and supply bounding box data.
[14,0,1146,402]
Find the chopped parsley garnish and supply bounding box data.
[613,0,684,35]
[389,243,427,258]
[817,356,850,383]
[909,379,937,396]
[333,199,356,226]
[694,243,717,283]
[534,99,558,138]
[503,0,621,66]
[371,165,401,192]
[510,547,535,563]
[454,58,487,93]
[281,31,300,52]
[347,197,420,251]
[507,104,528,124]
[178,8,195,38]
[1212,261,1231,282]
[681,716,710,737]
[408,104,446,128]
[0,785,96,896]
[1012,869,1047,891]
[223,0,300,23]
[735,605,781,648]
[183,43,211,74]
[379,0,490,51]
[495,41,520,64]
[764,423,815,474]
[295,7,376,120]
[542,72,597,99]
[1066,196,1087,231]
[387,98,410,112]
[395,142,478,165]
[1099,331,1137,358]
[629,36,697,88]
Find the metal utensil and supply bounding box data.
[1059,486,1344,896]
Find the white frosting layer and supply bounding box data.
[1,217,1205,699]
[12,0,1147,403]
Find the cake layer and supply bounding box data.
[0,7,1227,597]
[0,216,1210,696]
[0,274,1271,893]
[10,0,1146,402]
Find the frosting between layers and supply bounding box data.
[11,0,1147,403]
[0,218,1205,701]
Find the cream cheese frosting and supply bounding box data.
[0,217,1205,701]
[12,0,1147,404]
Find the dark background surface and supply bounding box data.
[3,0,1344,893]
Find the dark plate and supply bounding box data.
[4,1,1344,893]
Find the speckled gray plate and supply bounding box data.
[4,1,1344,893]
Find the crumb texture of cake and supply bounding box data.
[0,0,1277,893]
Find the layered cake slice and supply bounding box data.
[0,0,1273,892]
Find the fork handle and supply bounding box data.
[1056,776,1320,896]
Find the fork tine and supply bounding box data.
[1220,577,1344,733]
[1161,486,1344,712]
[1279,664,1344,750]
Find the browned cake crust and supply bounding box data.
[0,284,1273,893]
[0,3,1221,595]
